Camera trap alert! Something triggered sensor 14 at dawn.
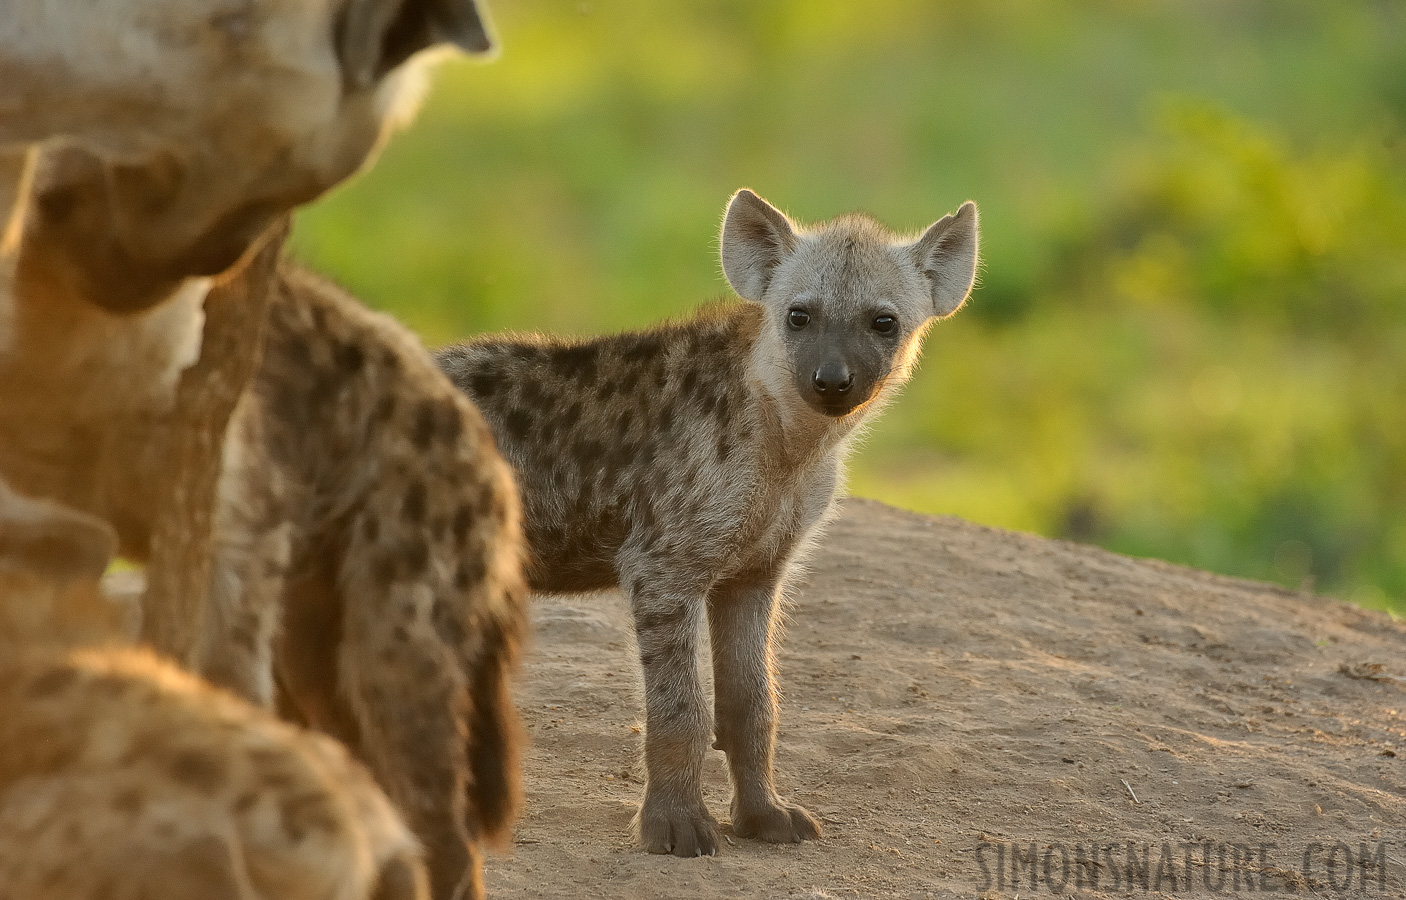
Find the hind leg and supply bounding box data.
[334,507,515,900]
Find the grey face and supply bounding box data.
[720,188,979,422]
[776,267,915,418]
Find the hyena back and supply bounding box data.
[436,189,979,857]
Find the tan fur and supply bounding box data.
[2,0,494,312]
[0,8,526,895]
[0,0,496,540]
[194,263,527,900]
[0,485,431,900]
[0,647,432,900]
[436,189,979,858]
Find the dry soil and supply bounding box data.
[485,499,1405,899]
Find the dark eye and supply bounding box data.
[788,308,811,329]
[872,315,898,335]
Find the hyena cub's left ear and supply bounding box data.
[908,201,979,318]
[720,189,798,302]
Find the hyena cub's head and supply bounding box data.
[720,189,978,418]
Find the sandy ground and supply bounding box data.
[484,499,1405,899]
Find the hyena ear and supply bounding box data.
[339,0,496,90]
[720,189,797,302]
[907,201,979,318]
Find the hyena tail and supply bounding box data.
[461,594,526,846]
[334,485,526,898]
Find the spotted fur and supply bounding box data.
[436,189,979,857]
[198,264,527,900]
[0,484,429,900]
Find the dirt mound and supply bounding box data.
[486,499,1404,898]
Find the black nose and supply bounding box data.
[812,362,853,395]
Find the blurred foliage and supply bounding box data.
[293,0,1406,615]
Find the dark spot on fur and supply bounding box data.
[231,626,257,651]
[454,557,487,591]
[562,401,583,429]
[718,435,732,459]
[658,402,675,433]
[620,370,640,393]
[392,625,410,643]
[575,439,604,469]
[402,481,427,524]
[91,674,129,697]
[616,409,634,436]
[374,395,396,423]
[699,393,716,415]
[373,555,398,585]
[521,379,544,407]
[605,441,637,471]
[169,750,226,793]
[401,541,429,578]
[335,341,365,373]
[596,380,617,401]
[235,792,258,814]
[452,505,474,542]
[439,405,463,445]
[470,371,505,398]
[715,394,731,425]
[112,788,144,815]
[26,666,78,698]
[474,486,495,517]
[507,344,544,363]
[280,792,338,843]
[362,516,380,543]
[622,335,663,361]
[551,344,599,383]
[413,401,438,450]
[681,370,698,398]
[505,408,533,441]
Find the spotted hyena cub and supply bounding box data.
[436,189,979,856]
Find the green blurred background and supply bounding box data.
[293,0,1406,616]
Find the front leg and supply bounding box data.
[621,558,718,857]
[707,565,821,843]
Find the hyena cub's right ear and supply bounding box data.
[720,189,798,302]
[908,201,979,318]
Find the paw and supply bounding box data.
[731,797,822,843]
[636,795,720,857]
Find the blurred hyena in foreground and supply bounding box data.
[437,189,979,857]
[0,480,431,900]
